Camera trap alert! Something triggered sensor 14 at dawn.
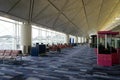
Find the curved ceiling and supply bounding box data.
[112,25,120,32]
[0,0,120,36]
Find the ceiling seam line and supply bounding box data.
[56,5,83,30]
[33,4,50,20]
[99,0,120,30]
[33,0,57,20]
[96,0,104,29]
[47,0,83,35]
[52,0,69,29]
[71,6,83,21]
[7,0,21,13]
[28,0,34,23]
[81,0,89,34]
[31,0,34,22]
[0,10,26,21]
[63,13,84,35]
[28,0,32,23]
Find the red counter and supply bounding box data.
[97,53,120,66]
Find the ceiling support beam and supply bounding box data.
[69,4,83,22]
[7,0,21,13]
[56,1,88,35]
[97,0,104,29]
[65,0,78,8]
[52,0,69,28]
[81,0,89,34]
[100,0,120,30]
[0,10,26,22]
[33,4,50,20]
[33,0,56,20]
[47,0,83,35]
[28,0,34,22]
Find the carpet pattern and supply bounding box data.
[0,45,120,80]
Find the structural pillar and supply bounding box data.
[80,37,82,43]
[66,34,69,44]
[84,37,86,43]
[21,22,32,54]
[82,37,84,43]
[76,36,78,43]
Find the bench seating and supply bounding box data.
[49,44,73,52]
[0,50,5,59]
[0,50,22,60]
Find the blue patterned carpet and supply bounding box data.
[0,45,120,80]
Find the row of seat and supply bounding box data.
[0,50,22,60]
[49,44,72,51]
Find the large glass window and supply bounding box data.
[32,25,67,45]
[78,37,80,43]
[32,27,39,44]
[0,16,21,50]
[0,16,67,49]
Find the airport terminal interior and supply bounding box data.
[0,0,120,80]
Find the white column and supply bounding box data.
[21,22,32,54]
[84,37,86,43]
[66,34,69,44]
[80,37,82,43]
[86,36,89,43]
[83,37,85,43]
[82,37,85,43]
[76,36,78,43]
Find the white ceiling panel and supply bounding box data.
[0,0,119,36]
